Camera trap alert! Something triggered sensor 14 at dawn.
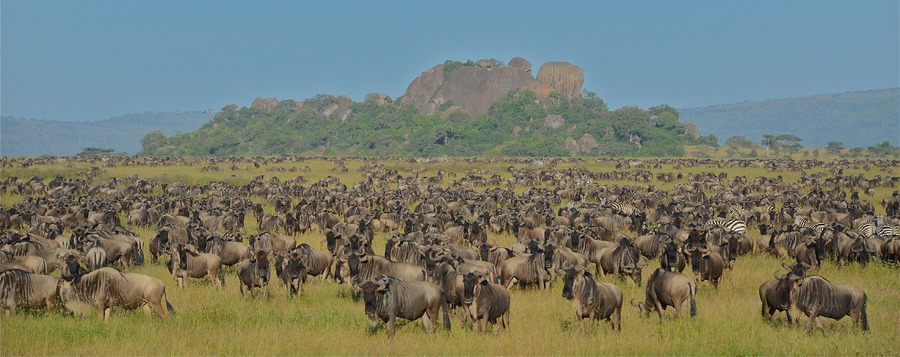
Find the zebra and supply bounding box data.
[876,225,897,238]
[794,216,827,234]
[609,203,637,216]
[705,218,747,235]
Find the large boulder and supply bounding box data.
[509,57,532,73]
[682,123,701,139]
[401,58,586,118]
[564,137,580,156]
[429,66,554,117]
[400,64,445,112]
[323,96,354,122]
[536,62,584,99]
[543,114,565,130]
[578,133,599,153]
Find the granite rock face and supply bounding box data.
[401,57,582,118]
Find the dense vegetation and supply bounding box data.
[1,112,211,156]
[139,90,707,158]
[679,88,899,148]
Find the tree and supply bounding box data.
[725,136,748,147]
[775,134,803,155]
[826,141,844,154]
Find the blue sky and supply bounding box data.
[2,0,898,122]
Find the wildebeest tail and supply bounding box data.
[132,241,145,266]
[441,292,452,332]
[689,282,697,317]
[861,294,868,331]
[218,266,226,288]
[164,287,176,315]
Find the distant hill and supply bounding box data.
[0,112,212,156]
[679,89,899,148]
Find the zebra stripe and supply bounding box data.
[706,218,747,234]
[610,203,637,216]
[876,225,896,238]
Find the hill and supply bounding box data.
[0,112,212,156]
[679,89,899,148]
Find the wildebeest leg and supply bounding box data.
[387,315,396,338]
[422,311,433,334]
[805,307,818,333]
[6,303,16,317]
[611,306,621,332]
[504,277,517,291]
[142,304,153,317]
[501,310,509,331]
[654,301,665,320]
[102,307,112,322]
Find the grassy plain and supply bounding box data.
[1,156,898,356]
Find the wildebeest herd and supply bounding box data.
[0,155,897,339]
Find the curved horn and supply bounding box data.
[780,258,789,269]
[774,270,782,279]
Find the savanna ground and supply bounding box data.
[1,156,898,356]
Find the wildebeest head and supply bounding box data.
[662,242,681,272]
[462,271,486,305]
[542,244,556,270]
[347,252,361,277]
[360,276,390,318]
[561,265,586,300]
[59,253,82,281]
[851,238,872,265]
[689,248,706,276]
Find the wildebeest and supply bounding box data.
[759,264,807,324]
[631,268,697,320]
[360,275,451,338]
[688,247,726,289]
[343,252,426,288]
[291,243,333,282]
[561,265,622,333]
[169,244,224,289]
[659,241,685,273]
[238,250,270,298]
[0,269,59,316]
[478,241,516,274]
[279,252,307,297]
[500,245,554,290]
[57,267,174,321]
[787,275,868,333]
[0,251,48,274]
[462,271,511,333]
[597,239,646,286]
[204,236,251,268]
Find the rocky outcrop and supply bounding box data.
[400,64,445,113]
[682,123,701,139]
[509,57,532,73]
[323,96,354,122]
[543,114,565,130]
[251,97,278,111]
[429,65,554,117]
[401,57,584,118]
[536,62,584,99]
[564,137,580,155]
[578,133,599,153]
[439,106,468,120]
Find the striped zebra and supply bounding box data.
[609,203,637,216]
[876,225,897,238]
[705,218,747,235]
[794,216,827,234]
